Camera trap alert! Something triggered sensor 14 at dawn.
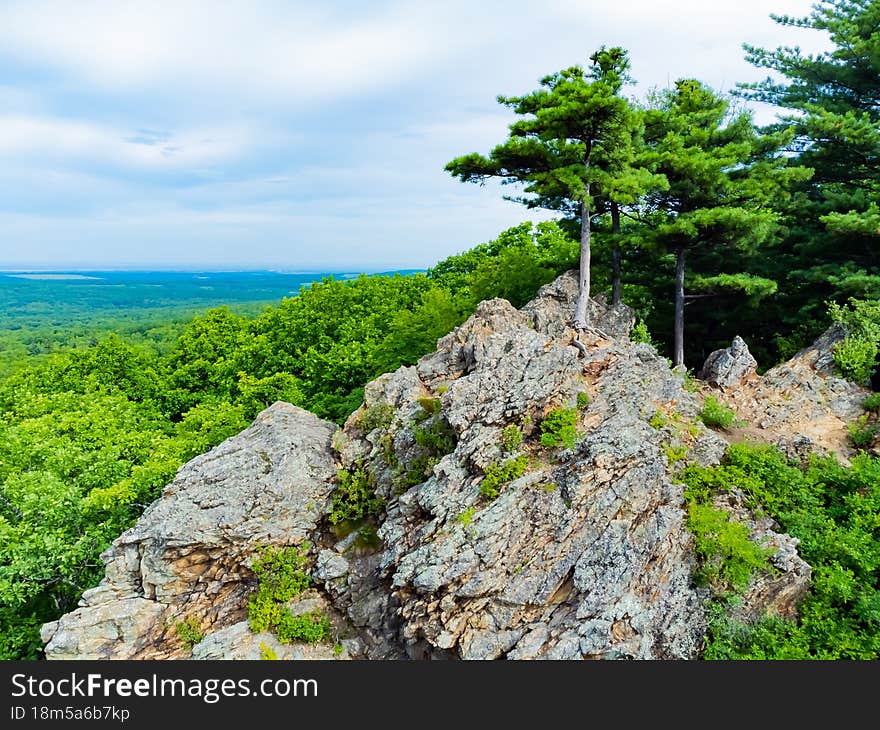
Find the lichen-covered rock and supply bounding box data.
[698,336,758,389]
[363,303,713,659]
[720,327,869,457]
[521,270,636,340]
[41,403,340,659]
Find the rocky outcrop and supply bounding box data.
[41,404,340,659]
[708,326,869,458]
[698,336,758,389]
[42,271,824,661]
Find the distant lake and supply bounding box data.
[0,269,420,330]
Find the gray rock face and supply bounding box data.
[698,336,758,389]
[341,297,712,659]
[723,327,869,457]
[521,270,636,341]
[41,403,340,659]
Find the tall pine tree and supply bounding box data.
[446,47,658,331]
[637,80,809,367]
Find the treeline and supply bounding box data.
[0,222,575,659]
[447,0,880,375]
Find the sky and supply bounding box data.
[0,0,831,271]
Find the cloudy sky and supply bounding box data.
[0,0,829,270]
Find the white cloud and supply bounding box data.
[0,114,283,173]
[0,1,442,103]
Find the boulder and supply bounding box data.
[698,336,758,389]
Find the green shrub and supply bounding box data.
[833,336,878,385]
[251,544,311,602]
[863,393,880,412]
[275,610,331,644]
[699,396,736,429]
[848,416,877,449]
[501,424,524,452]
[260,642,278,660]
[412,417,456,455]
[576,391,591,409]
[358,402,395,432]
[174,616,205,650]
[457,507,476,527]
[417,397,442,417]
[539,408,578,449]
[247,544,312,634]
[649,411,667,430]
[480,455,529,499]
[682,443,880,659]
[663,444,688,464]
[686,503,773,592]
[630,320,653,345]
[828,298,880,385]
[330,465,384,525]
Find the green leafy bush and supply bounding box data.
[682,443,880,659]
[539,408,578,449]
[500,424,524,452]
[275,610,331,644]
[833,336,878,385]
[259,642,278,660]
[686,504,772,591]
[358,403,395,432]
[829,298,880,385]
[630,320,654,345]
[480,455,529,499]
[576,392,591,409]
[699,396,736,429]
[247,545,312,633]
[174,616,205,650]
[330,465,384,525]
[847,416,877,449]
[863,393,880,412]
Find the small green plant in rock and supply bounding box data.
[848,416,877,449]
[699,396,736,429]
[649,411,667,430]
[539,408,578,449]
[247,544,312,633]
[576,391,591,409]
[500,424,523,452]
[260,642,278,660]
[663,444,688,464]
[333,643,344,657]
[686,504,773,592]
[863,393,880,412]
[330,465,384,525]
[630,320,653,346]
[174,616,204,650]
[480,455,529,499]
[412,417,456,455]
[358,403,395,432]
[275,610,331,644]
[415,396,442,421]
[457,507,476,527]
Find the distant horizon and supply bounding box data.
[0,265,425,274]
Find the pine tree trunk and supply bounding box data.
[674,246,686,368]
[573,192,591,329]
[611,200,622,306]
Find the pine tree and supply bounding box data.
[445,47,658,330]
[637,80,809,367]
[741,0,880,321]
